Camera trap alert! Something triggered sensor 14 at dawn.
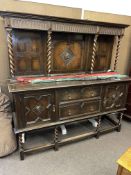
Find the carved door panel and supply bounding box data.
[12,30,46,75]
[102,84,127,111]
[87,35,114,72]
[23,91,55,126]
[51,33,86,73]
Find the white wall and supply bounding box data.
[20,0,131,16]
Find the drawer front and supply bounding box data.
[81,86,101,99]
[58,86,101,102]
[102,84,127,111]
[58,88,81,101]
[59,100,101,120]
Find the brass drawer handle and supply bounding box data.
[90,91,96,97]
[52,105,56,112]
[81,102,85,109]
[89,106,95,111]
[68,95,72,100]
[68,110,71,116]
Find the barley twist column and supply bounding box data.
[6,28,15,77]
[18,133,25,160]
[47,29,52,74]
[54,127,59,151]
[117,113,123,132]
[114,35,123,71]
[96,116,101,139]
[90,34,99,73]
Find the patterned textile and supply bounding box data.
[16,72,128,84]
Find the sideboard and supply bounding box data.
[124,67,131,120]
[0,11,130,160]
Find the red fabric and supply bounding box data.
[16,72,118,83]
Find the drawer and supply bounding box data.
[81,86,101,98]
[58,88,81,101]
[57,86,101,102]
[59,100,101,120]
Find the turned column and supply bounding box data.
[96,116,102,139]
[117,113,123,132]
[114,35,123,71]
[47,28,52,74]
[90,27,99,73]
[18,133,25,160]
[6,28,15,77]
[54,127,59,151]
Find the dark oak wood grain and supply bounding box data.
[125,68,131,119]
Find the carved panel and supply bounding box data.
[51,33,85,73]
[60,47,74,65]
[12,30,46,75]
[24,93,53,125]
[4,17,51,31]
[102,84,127,111]
[4,17,124,35]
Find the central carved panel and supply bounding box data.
[52,33,84,73]
[32,105,45,115]
[60,47,74,65]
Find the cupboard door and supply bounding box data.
[23,92,55,126]
[14,91,55,129]
[12,30,46,75]
[102,84,127,111]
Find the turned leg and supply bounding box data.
[96,116,101,139]
[117,113,123,132]
[54,127,59,151]
[18,133,25,160]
